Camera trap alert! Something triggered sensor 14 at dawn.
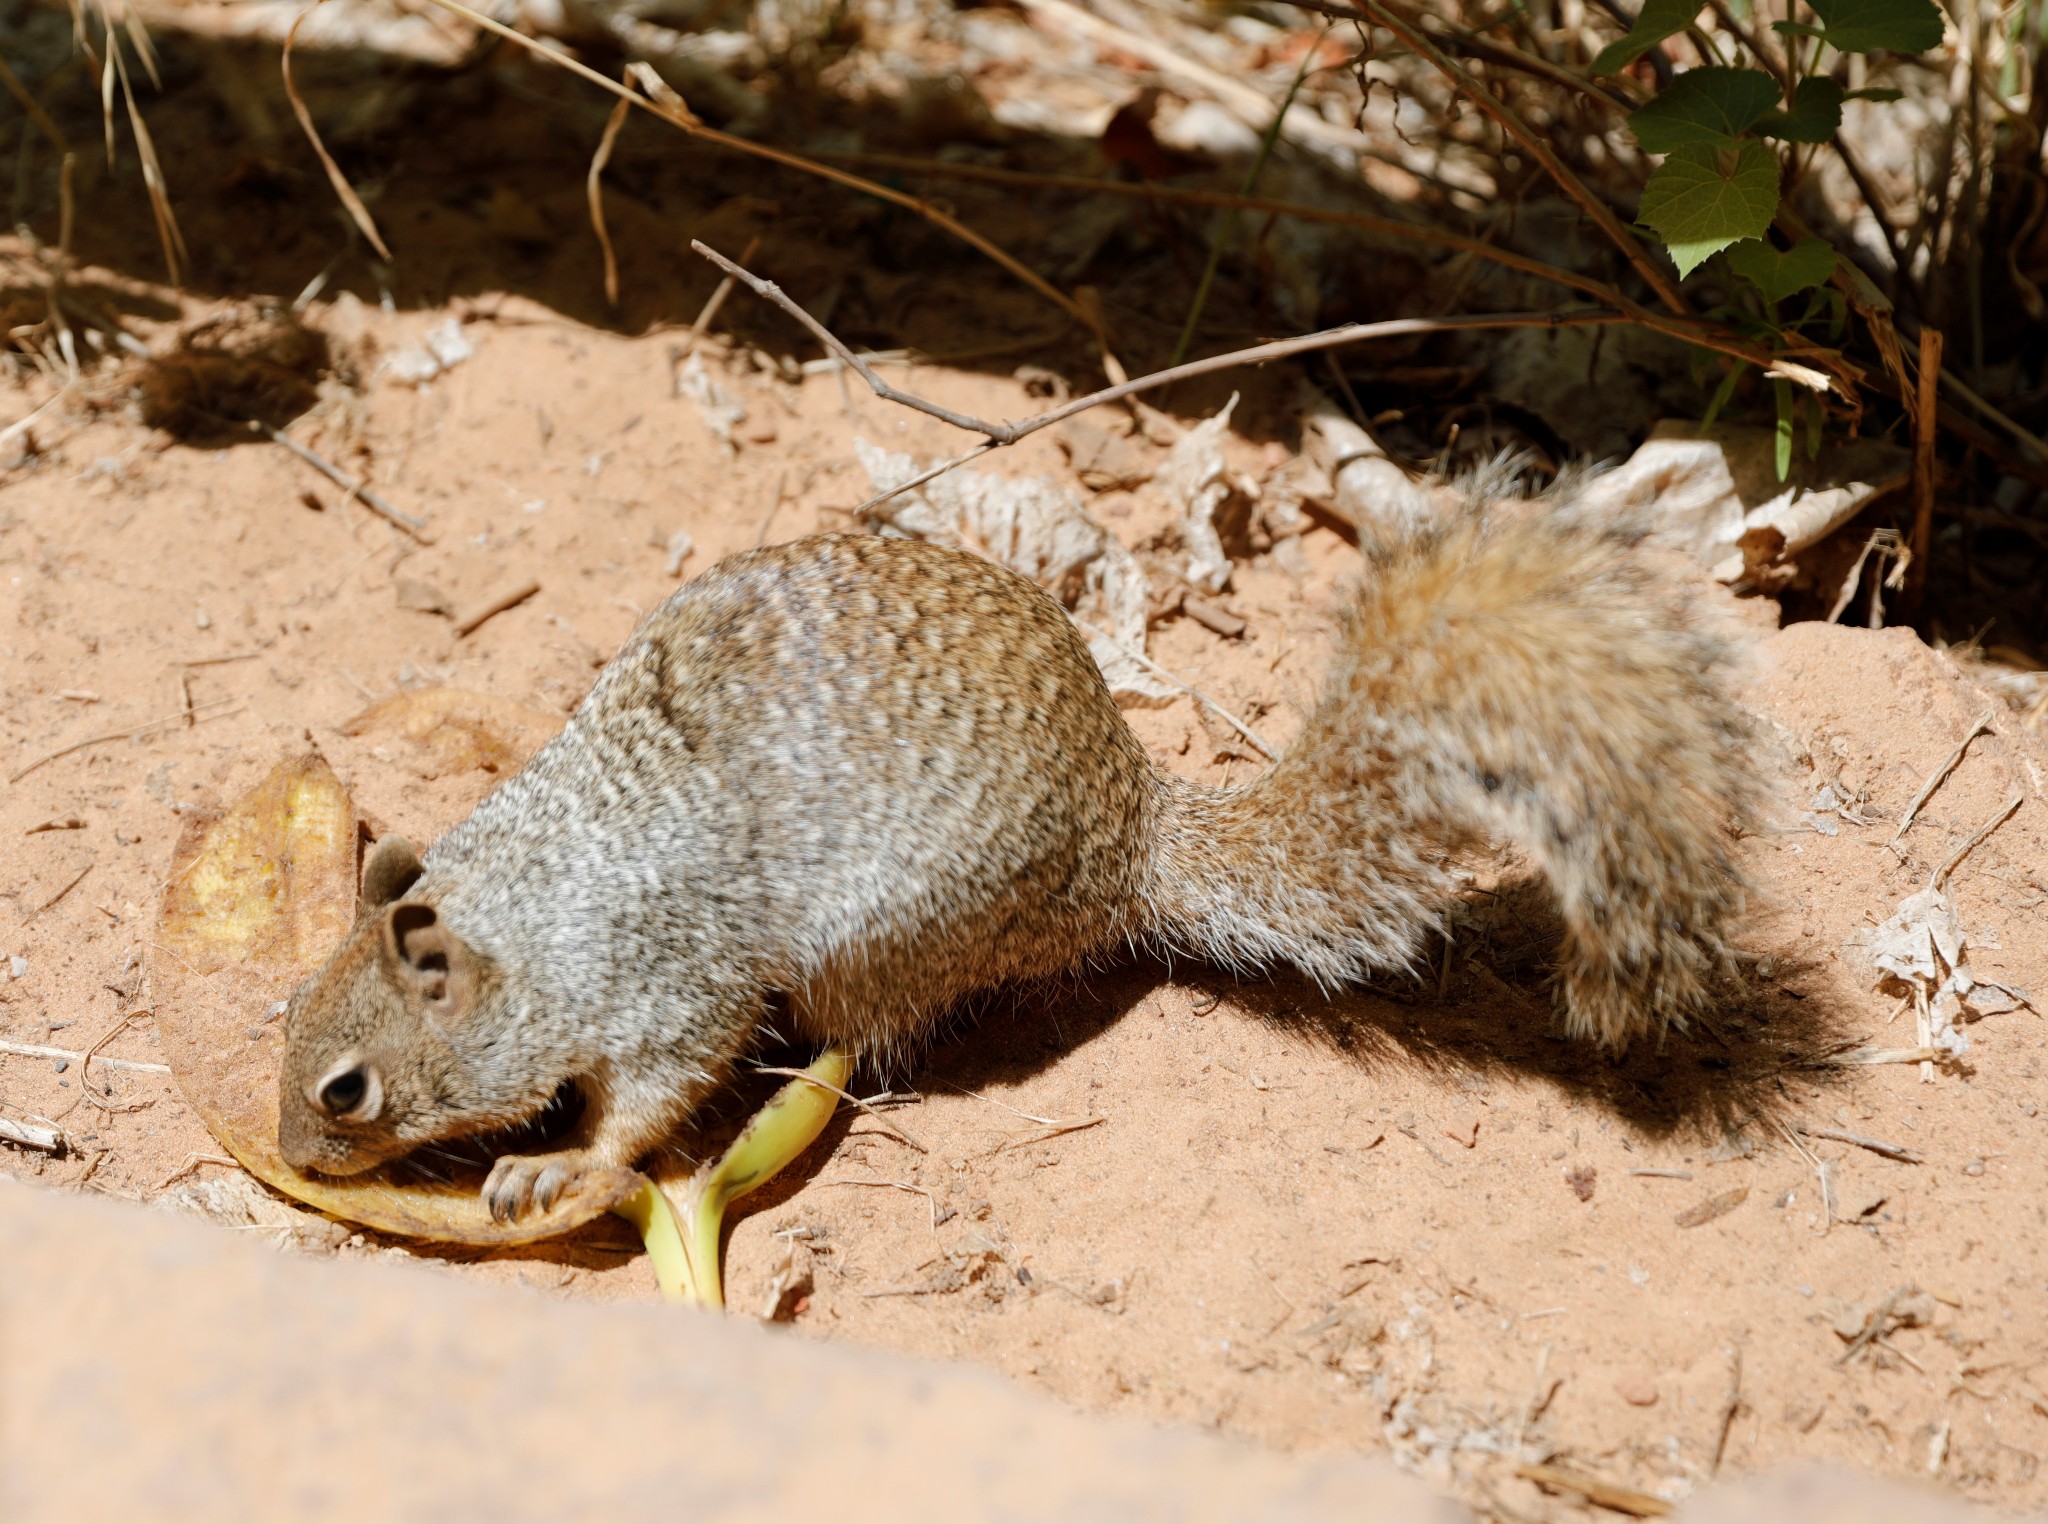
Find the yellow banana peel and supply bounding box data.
[620,1048,852,1307]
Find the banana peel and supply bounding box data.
[153,746,847,1308]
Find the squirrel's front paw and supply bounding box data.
[483,1149,596,1221]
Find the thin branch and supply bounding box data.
[258,420,427,536]
[812,158,1850,387]
[701,237,1632,452]
[587,90,631,309]
[1344,0,1690,313]
[392,0,1088,329]
[748,1063,928,1154]
[1930,791,2023,890]
[9,697,240,783]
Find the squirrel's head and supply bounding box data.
[277,835,493,1177]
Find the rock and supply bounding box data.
[1614,1373,1659,1406]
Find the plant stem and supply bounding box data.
[1171,42,1325,366]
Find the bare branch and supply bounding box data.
[695,238,1636,514]
[1343,0,1690,314]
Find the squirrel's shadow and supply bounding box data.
[919,876,1855,1147]
[404,879,1853,1277]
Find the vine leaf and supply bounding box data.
[1755,77,1845,141]
[1593,0,1707,75]
[1770,0,1944,53]
[1639,142,1782,276]
[1725,236,1838,302]
[1629,67,1783,151]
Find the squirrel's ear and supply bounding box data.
[382,902,470,1015]
[361,836,424,915]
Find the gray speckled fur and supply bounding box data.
[278,520,1753,1215]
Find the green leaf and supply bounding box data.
[1629,67,1783,151]
[1755,76,1845,141]
[1773,378,1794,480]
[1725,235,1838,300]
[1593,0,1707,75]
[1803,0,1945,53]
[1842,86,1905,101]
[1700,359,1748,431]
[1638,142,1782,275]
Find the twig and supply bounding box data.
[1902,327,1944,621]
[814,1177,940,1230]
[1835,1045,1941,1066]
[1836,1285,1913,1366]
[819,151,1852,387]
[1514,1463,1673,1517]
[1930,791,2023,890]
[75,1010,152,1095]
[1770,1114,1833,1233]
[993,1115,1106,1153]
[390,0,1089,330]
[0,1041,169,1075]
[1348,0,1689,314]
[1889,709,1995,845]
[8,696,240,783]
[0,384,78,450]
[1712,1343,1744,1475]
[749,1063,928,1154]
[1795,1125,1924,1164]
[0,1115,63,1152]
[1072,621,1276,759]
[756,470,790,548]
[283,0,393,260]
[702,239,1630,452]
[1628,1167,1694,1179]
[586,90,631,309]
[155,1151,236,1190]
[0,52,69,150]
[260,422,427,536]
[454,581,542,638]
[941,1081,1082,1128]
[1014,0,1370,161]
[678,234,760,360]
[26,860,93,919]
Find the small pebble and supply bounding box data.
[8,955,25,979]
[195,606,211,629]
[2022,1101,2039,1118]
[1964,1159,1985,1176]
[52,1058,68,1073]
[1614,1373,1659,1406]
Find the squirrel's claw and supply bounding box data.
[483,1149,595,1221]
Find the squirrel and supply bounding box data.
[278,511,1754,1221]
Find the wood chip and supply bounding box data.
[1795,1125,1924,1164]
[1181,593,1247,639]
[1515,1462,1673,1517]
[1674,1185,1749,1228]
[0,1115,62,1152]
[455,580,541,638]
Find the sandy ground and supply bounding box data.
[1,31,2046,1514]
[3,277,2047,1520]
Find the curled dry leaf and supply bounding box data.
[1574,420,1909,586]
[341,688,567,778]
[152,751,641,1245]
[1674,1185,1749,1228]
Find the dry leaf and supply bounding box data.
[153,751,639,1245]
[1674,1185,1749,1228]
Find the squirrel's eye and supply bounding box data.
[318,1065,370,1116]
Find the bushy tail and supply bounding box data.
[1139,504,1754,1048]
